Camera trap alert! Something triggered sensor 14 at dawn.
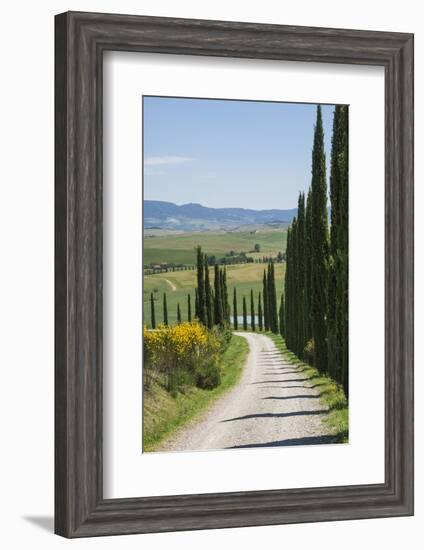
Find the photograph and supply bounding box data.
[142,95,349,452]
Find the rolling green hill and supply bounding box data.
[144,228,287,266]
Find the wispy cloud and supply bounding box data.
[144,155,194,166]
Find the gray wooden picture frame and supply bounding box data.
[55,11,414,538]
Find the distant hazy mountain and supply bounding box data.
[144,200,297,231]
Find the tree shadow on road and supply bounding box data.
[221,410,327,423]
[227,435,338,448]
[251,378,310,384]
[262,370,302,376]
[281,383,321,389]
[262,394,320,401]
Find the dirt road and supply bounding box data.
[158,332,335,451]
[164,278,177,291]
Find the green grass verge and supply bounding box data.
[267,333,349,443]
[143,334,249,451]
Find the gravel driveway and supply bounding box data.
[158,332,335,451]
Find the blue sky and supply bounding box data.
[143,97,335,210]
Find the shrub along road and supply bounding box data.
[158,332,336,451]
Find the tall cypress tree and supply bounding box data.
[268,264,273,332]
[258,292,263,331]
[296,193,306,356]
[219,269,225,324]
[177,303,182,324]
[284,226,292,347]
[339,107,349,395]
[328,105,349,394]
[214,264,223,326]
[150,293,156,329]
[286,196,307,358]
[223,268,229,323]
[273,263,279,334]
[233,287,238,330]
[196,246,206,325]
[268,263,278,334]
[327,106,339,380]
[250,289,256,331]
[163,292,168,326]
[311,105,329,372]
[263,270,269,331]
[304,189,313,343]
[327,255,337,379]
[267,265,272,331]
[291,217,300,351]
[204,257,213,329]
[187,294,192,323]
[338,106,349,396]
[242,296,248,331]
[285,216,301,351]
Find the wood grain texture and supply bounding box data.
[54,11,414,538]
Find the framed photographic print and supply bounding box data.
[140,96,348,454]
[55,11,414,537]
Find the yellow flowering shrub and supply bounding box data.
[144,322,223,391]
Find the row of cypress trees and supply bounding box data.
[238,290,256,332]
[149,289,206,327]
[149,291,171,327]
[284,192,309,358]
[232,285,278,333]
[149,256,281,334]
[195,246,230,328]
[284,104,348,396]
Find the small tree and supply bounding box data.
[163,293,168,326]
[205,257,213,329]
[214,264,223,326]
[233,287,238,330]
[187,294,192,323]
[223,267,230,323]
[269,263,279,334]
[150,293,156,329]
[242,296,248,331]
[177,303,182,324]
[263,270,269,331]
[196,246,206,325]
[250,289,256,331]
[258,292,263,331]
[254,243,261,253]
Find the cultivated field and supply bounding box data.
[143,227,287,267]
